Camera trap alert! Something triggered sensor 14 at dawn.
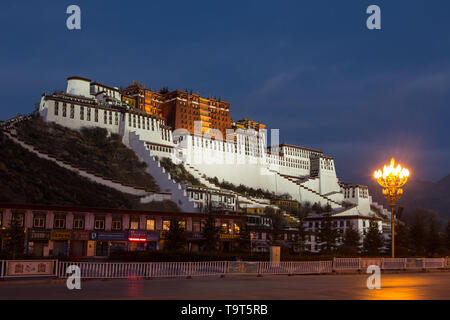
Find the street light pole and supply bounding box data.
[374,158,410,259]
[390,203,395,258]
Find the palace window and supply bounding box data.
[54,102,59,116]
[129,216,140,230]
[95,109,99,122]
[112,216,122,231]
[33,212,46,229]
[62,103,67,117]
[80,106,84,120]
[54,214,66,229]
[146,218,155,231]
[115,112,118,125]
[73,215,85,230]
[104,110,107,124]
[70,105,74,119]
[94,216,105,230]
[87,108,91,121]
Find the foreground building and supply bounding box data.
[0,204,244,257]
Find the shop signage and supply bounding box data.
[128,230,147,242]
[187,232,204,239]
[6,260,55,277]
[29,230,50,241]
[71,230,90,241]
[50,230,72,241]
[89,231,127,241]
[146,231,160,241]
[220,233,239,240]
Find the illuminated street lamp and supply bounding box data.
[373,158,410,258]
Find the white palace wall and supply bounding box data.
[38,81,380,213]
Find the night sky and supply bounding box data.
[1,1,449,184]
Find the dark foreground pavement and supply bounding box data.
[0,272,449,300]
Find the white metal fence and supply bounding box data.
[0,258,449,280]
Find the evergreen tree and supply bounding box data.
[338,224,361,256]
[5,215,25,259]
[394,222,411,257]
[236,222,251,253]
[317,217,338,254]
[362,221,384,256]
[427,217,443,256]
[312,202,323,213]
[264,206,287,246]
[445,221,450,253]
[202,214,219,252]
[294,219,307,254]
[409,210,427,256]
[164,218,187,252]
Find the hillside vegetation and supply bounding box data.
[16,116,159,192]
[0,132,178,211]
[159,157,204,187]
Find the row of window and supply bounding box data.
[3,211,240,234]
[55,102,120,125]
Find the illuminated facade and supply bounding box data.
[233,119,266,131]
[162,90,231,138]
[120,82,165,117]
[35,76,392,254]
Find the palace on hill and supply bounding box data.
[0,76,391,257]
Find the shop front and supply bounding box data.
[89,231,127,257]
[70,231,90,257]
[146,231,160,251]
[128,230,160,251]
[50,230,71,257]
[219,233,239,253]
[28,230,50,257]
[187,232,205,252]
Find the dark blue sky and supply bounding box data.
[1,1,449,184]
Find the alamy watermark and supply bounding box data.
[66,265,82,290]
[366,265,381,290]
[66,5,81,30]
[366,5,381,30]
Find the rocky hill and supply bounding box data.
[0,124,178,211]
[16,116,159,192]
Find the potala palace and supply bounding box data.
[21,76,388,253]
[0,75,392,256]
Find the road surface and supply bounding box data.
[0,272,449,300]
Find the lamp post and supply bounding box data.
[373,158,410,258]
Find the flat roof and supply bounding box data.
[67,76,91,82]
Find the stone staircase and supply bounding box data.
[183,162,277,209]
[271,170,342,208]
[128,132,199,212]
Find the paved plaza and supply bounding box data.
[0,272,449,300]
